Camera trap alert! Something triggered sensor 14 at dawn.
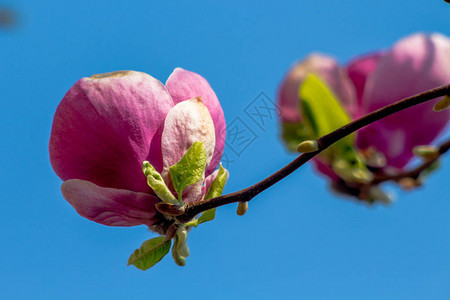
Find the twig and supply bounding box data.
[176,84,450,222]
[372,139,450,184]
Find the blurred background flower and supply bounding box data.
[278,33,450,202]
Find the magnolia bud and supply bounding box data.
[236,201,249,216]
[413,145,439,160]
[155,202,185,216]
[398,178,419,190]
[296,140,319,153]
[433,95,450,112]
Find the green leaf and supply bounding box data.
[299,73,353,152]
[195,164,229,226]
[169,141,207,201]
[205,164,228,200]
[195,209,216,226]
[142,161,178,205]
[127,237,171,271]
[299,74,374,183]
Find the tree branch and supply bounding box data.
[177,83,450,222]
[372,138,450,184]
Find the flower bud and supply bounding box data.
[296,140,319,153]
[155,202,185,216]
[433,95,450,112]
[398,178,420,190]
[236,201,249,216]
[50,69,227,229]
[413,145,439,160]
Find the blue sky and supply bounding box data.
[1,1,449,299]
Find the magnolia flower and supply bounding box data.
[49,69,226,230]
[278,33,450,195]
[353,33,450,169]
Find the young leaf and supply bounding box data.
[299,74,373,182]
[299,73,353,151]
[143,161,178,205]
[195,164,229,226]
[205,164,228,200]
[169,141,207,201]
[127,237,171,271]
[195,209,216,226]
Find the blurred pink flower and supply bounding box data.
[49,69,226,227]
[355,33,450,169]
[278,33,450,178]
[278,53,357,122]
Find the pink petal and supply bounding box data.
[180,181,205,204]
[357,33,450,168]
[346,52,384,115]
[277,53,358,123]
[204,168,220,193]
[61,179,160,227]
[161,98,216,202]
[49,71,174,193]
[176,167,226,204]
[192,168,221,204]
[165,68,226,175]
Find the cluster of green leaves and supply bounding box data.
[128,143,229,270]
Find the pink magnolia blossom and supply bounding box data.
[278,33,450,180]
[49,69,226,228]
[355,33,450,169]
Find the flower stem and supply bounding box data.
[177,83,450,222]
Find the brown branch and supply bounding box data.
[176,84,450,222]
[372,139,450,184]
[327,138,450,202]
